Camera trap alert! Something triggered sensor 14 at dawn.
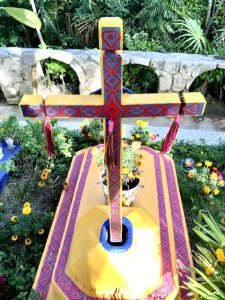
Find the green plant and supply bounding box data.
[123,64,159,93]
[129,119,158,147]
[184,213,225,299]
[80,118,104,143]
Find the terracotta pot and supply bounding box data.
[100,173,139,206]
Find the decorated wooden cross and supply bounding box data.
[19,17,206,243]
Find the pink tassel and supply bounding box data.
[105,120,116,168]
[44,116,55,157]
[161,114,180,155]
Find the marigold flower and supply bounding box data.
[23,202,30,208]
[11,235,18,241]
[185,160,192,167]
[188,172,195,178]
[148,132,153,138]
[37,228,44,235]
[91,147,99,156]
[221,218,225,225]
[41,173,48,180]
[203,186,211,194]
[22,206,32,215]
[42,169,49,174]
[11,215,18,223]
[25,238,32,246]
[38,181,45,187]
[122,168,130,174]
[211,173,218,180]
[123,197,131,207]
[132,141,141,150]
[213,188,220,196]
[135,173,141,179]
[63,181,68,190]
[137,161,142,167]
[136,120,142,126]
[205,265,214,276]
[130,136,134,141]
[141,121,148,128]
[218,180,224,186]
[215,248,225,262]
[196,162,202,167]
[136,133,141,138]
[205,161,212,167]
[128,172,134,179]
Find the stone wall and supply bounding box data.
[0,47,224,104]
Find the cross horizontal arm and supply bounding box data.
[122,92,206,117]
[19,95,105,118]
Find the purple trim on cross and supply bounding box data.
[35,153,84,299]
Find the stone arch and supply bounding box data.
[123,63,159,93]
[189,67,225,103]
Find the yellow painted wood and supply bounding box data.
[98,17,123,50]
[45,94,103,106]
[20,95,43,105]
[122,93,180,105]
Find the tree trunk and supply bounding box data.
[204,0,225,37]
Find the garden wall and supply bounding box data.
[0,47,225,104]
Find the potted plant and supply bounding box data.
[94,140,143,207]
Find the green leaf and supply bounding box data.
[193,228,220,249]
[0,7,41,29]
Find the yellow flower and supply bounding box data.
[136,133,141,138]
[23,202,30,208]
[213,188,220,196]
[88,132,92,137]
[216,248,225,263]
[185,160,192,167]
[188,172,195,179]
[128,172,134,179]
[218,180,224,186]
[135,173,141,179]
[141,121,148,128]
[91,147,99,156]
[80,124,84,129]
[41,173,48,180]
[130,136,134,141]
[136,120,142,126]
[43,169,49,174]
[37,228,45,235]
[25,238,32,246]
[11,215,18,223]
[11,235,18,241]
[211,173,218,180]
[205,265,214,276]
[205,161,212,167]
[137,161,142,167]
[122,168,130,174]
[203,186,211,195]
[123,197,131,207]
[221,218,225,225]
[139,154,143,160]
[38,181,45,187]
[22,206,32,215]
[132,141,141,150]
[196,162,202,167]
[148,132,153,138]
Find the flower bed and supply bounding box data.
[0,116,224,299]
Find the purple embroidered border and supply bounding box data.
[54,150,94,299]
[163,156,192,297]
[35,153,84,299]
[144,147,174,299]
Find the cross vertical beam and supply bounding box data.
[100,18,123,242]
